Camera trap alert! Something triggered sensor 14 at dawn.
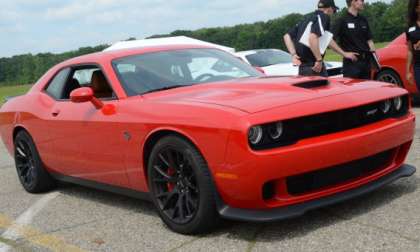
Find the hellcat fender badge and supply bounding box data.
[123,131,131,141]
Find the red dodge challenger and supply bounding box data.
[376,34,420,100]
[0,45,416,234]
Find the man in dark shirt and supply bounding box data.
[333,0,376,79]
[283,0,357,77]
[406,18,420,91]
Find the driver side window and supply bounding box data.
[45,66,115,100]
[73,68,98,86]
[72,67,115,99]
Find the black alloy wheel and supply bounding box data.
[151,147,199,224]
[15,137,36,189]
[14,131,55,193]
[148,135,220,234]
[376,69,403,86]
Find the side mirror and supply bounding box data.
[70,87,103,109]
[70,87,93,103]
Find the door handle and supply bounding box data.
[52,109,60,117]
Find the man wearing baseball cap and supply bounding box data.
[318,0,339,12]
[284,0,358,76]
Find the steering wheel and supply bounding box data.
[195,73,215,82]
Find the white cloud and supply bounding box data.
[85,10,124,24]
[0,10,19,22]
[0,0,394,57]
[45,2,88,20]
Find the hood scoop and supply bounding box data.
[293,79,329,89]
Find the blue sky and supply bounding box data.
[0,0,392,57]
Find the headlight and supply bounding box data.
[248,126,263,145]
[393,96,402,111]
[380,99,392,114]
[268,122,283,140]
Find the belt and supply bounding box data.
[300,62,324,67]
[356,52,371,60]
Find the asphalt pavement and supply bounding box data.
[0,108,419,252]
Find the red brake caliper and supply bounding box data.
[167,167,176,191]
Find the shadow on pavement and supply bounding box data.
[55,182,157,218]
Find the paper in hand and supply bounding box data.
[298,16,333,55]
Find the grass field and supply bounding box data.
[0,85,32,105]
[324,42,389,61]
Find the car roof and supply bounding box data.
[104,36,235,53]
[58,44,221,66]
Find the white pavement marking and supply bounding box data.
[0,192,59,251]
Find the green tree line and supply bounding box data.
[0,45,107,86]
[0,0,407,87]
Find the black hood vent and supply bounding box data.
[293,79,329,89]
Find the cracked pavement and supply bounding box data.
[0,108,419,252]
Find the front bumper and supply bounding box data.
[214,112,415,209]
[217,164,416,222]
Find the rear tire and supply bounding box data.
[14,130,56,193]
[376,69,403,87]
[147,135,220,234]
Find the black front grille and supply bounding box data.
[251,96,409,150]
[286,149,394,195]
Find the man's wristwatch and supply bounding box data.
[316,58,323,63]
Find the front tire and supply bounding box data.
[147,135,220,234]
[14,130,56,193]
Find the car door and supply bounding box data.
[44,65,130,187]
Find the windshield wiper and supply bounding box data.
[142,85,190,95]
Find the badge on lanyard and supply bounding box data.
[347,23,355,29]
[409,26,416,33]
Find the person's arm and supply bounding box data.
[309,14,328,73]
[283,33,301,66]
[367,40,376,52]
[407,41,414,85]
[328,39,358,61]
[365,17,375,53]
[308,33,323,73]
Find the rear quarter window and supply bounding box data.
[45,68,70,99]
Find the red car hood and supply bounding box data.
[147,76,396,114]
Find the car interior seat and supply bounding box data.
[90,70,114,98]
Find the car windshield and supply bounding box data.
[112,48,262,96]
[245,50,292,67]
